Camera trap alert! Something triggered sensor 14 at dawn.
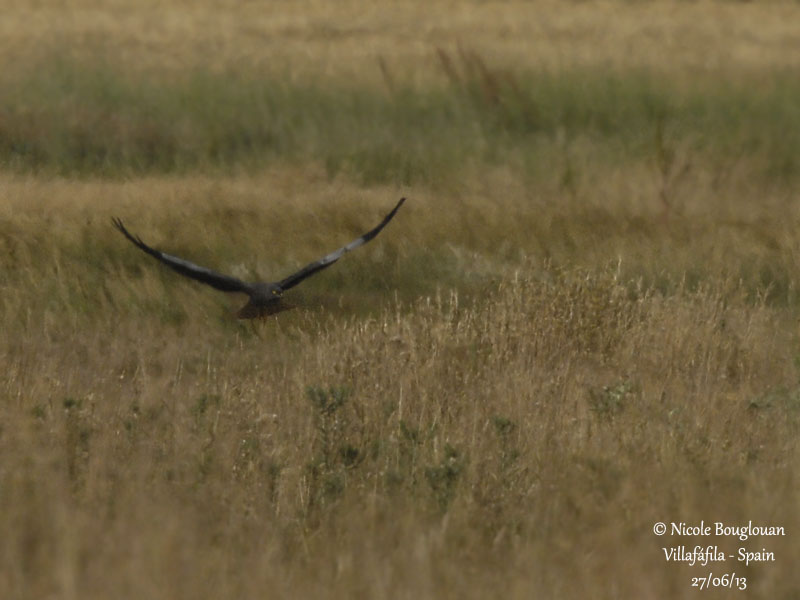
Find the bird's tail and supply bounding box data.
[237,299,296,319]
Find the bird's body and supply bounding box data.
[113,198,405,318]
[238,281,287,318]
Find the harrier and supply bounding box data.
[113,198,405,318]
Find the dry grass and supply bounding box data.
[2,269,799,598]
[2,0,799,81]
[2,172,800,599]
[2,1,800,598]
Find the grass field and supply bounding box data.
[2,2,800,599]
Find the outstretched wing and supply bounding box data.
[278,197,406,291]
[112,218,253,294]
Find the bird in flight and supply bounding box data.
[113,197,405,318]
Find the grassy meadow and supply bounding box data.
[1,1,800,598]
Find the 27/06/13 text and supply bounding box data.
[692,573,746,591]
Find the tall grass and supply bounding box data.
[2,254,798,599]
[1,175,799,598]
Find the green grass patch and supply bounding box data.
[1,53,799,185]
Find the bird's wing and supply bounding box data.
[278,197,406,291]
[112,218,253,294]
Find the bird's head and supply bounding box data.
[260,282,284,299]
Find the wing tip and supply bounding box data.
[112,218,153,253]
[384,197,406,222]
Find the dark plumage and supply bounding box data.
[113,198,405,318]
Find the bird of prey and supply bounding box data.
[113,197,405,318]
